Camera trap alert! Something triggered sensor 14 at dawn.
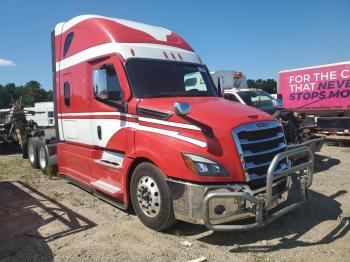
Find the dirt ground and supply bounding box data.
[0,145,349,262]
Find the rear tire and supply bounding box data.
[130,162,176,231]
[38,142,49,175]
[22,141,28,159]
[28,138,40,168]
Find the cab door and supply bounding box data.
[88,56,130,197]
[89,56,128,152]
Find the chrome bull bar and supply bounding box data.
[203,145,314,231]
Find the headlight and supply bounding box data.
[182,153,228,177]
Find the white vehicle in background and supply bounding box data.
[211,70,282,114]
[211,70,248,90]
[270,94,278,100]
[25,102,55,127]
[184,71,208,91]
[0,109,10,124]
[211,70,302,144]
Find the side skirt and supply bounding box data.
[60,174,128,210]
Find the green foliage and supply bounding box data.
[247,79,277,94]
[47,165,58,179]
[0,81,52,108]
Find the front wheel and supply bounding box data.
[130,162,176,231]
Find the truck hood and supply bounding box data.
[138,97,274,129]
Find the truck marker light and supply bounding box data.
[182,154,197,174]
[178,53,183,60]
[234,72,243,78]
[171,52,176,60]
[130,48,135,56]
[163,51,169,59]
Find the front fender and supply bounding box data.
[133,130,187,178]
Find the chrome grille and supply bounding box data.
[233,121,288,181]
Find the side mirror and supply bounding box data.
[273,98,284,109]
[93,69,108,99]
[174,102,191,116]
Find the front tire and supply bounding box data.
[130,162,176,231]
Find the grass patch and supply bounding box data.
[47,165,58,179]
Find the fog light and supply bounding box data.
[214,205,226,215]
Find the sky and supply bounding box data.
[0,0,349,90]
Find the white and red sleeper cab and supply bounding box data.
[53,15,261,204]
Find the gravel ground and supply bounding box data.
[0,145,349,262]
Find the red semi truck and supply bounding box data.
[26,15,314,231]
[279,61,350,141]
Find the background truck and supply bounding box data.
[0,100,38,154]
[211,70,302,144]
[22,15,314,232]
[25,102,55,127]
[279,61,350,142]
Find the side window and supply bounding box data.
[63,32,74,57]
[224,93,239,102]
[93,64,123,103]
[64,82,70,107]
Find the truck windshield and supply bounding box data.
[239,90,274,110]
[125,59,218,98]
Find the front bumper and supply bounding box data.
[166,145,313,231]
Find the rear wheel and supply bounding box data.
[38,142,49,174]
[22,141,28,159]
[28,138,40,168]
[130,162,176,231]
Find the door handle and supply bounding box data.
[97,126,102,140]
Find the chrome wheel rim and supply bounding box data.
[136,176,161,217]
[39,147,46,169]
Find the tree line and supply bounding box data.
[0,78,278,109]
[0,81,52,108]
[247,79,277,94]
